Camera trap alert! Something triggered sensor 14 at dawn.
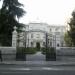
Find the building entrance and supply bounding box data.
[36,42,40,51]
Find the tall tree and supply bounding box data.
[3,0,25,18]
[0,0,26,46]
[68,10,75,46]
[64,32,72,46]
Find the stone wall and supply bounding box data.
[56,47,75,56]
[0,47,16,61]
[56,47,75,61]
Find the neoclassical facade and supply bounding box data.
[18,22,66,48]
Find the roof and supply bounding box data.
[28,29,46,33]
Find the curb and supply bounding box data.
[0,61,75,66]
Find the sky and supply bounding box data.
[18,0,75,25]
[0,0,75,25]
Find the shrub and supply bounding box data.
[41,47,50,54]
[16,47,37,54]
[41,47,56,61]
[25,47,37,54]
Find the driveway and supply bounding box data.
[26,51,45,61]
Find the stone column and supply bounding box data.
[12,26,17,47]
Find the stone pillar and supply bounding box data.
[12,26,17,47]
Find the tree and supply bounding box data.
[64,32,72,47]
[0,0,26,46]
[68,10,75,46]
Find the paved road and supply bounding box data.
[0,69,75,75]
[26,52,45,61]
[1,51,75,75]
[1,70,75,75]
[0,64,75,75]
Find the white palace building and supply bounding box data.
[18,22,66,48]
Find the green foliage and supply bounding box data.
[64,32,72,46]
[0,0,26,46]
[25,47,37,54]
[41,47,46,54]
[68,10,75,46]
[41,47,56,61]
[41,47,56,54]
[1,0,25,18]
[17,47,37,54]
[46,47,56,54]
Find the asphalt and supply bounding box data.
[0,61,75,75]
[0,69,75,75]
[0,61,75,66]
[0,51,75,66]
[0,60,75,75]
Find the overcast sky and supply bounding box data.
[18,0,75,25]
[0,0,75,25]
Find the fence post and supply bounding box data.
[12,26,17,48]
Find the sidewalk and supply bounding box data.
[0,60,75,66]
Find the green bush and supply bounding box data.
[47,47,55,54]
[41,47,46,54]
[41,47,49,54]
[41,47,56,54]
[16,47,37,54]
[25,47,37,54]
